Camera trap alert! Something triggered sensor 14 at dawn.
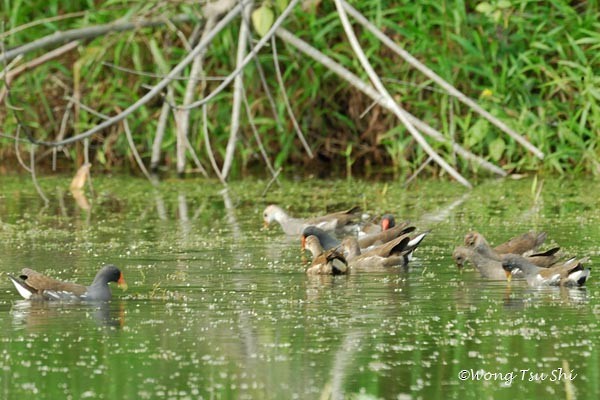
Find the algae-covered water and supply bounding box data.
[0,175,599,399]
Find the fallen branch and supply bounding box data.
[342,1,544,160]
[177,0,233,175]
[202,103,227,186]
[403,156,433,187]
[70,98,154,183]
[0,14,197,64]
[245,27,283,131]
[30,144,49,204]
[123,119,154,183]
[271,36,314,158]
[179,0,301,111]
[261,167,282,197]
[28,2,247,147]
[334,0,471,188]
[101,62,227,81]
[222,1,253,180]
[14,126,31,172]
[241,86,279,180]
[275,28,505,177]
[0,41,79,102]
[0,11,87,40]
[150,100,170,171]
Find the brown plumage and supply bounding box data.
[341,235,411,270]
[357,223,414,249]
[18,268,87,295]
[8,265,127,301]
[304,235,349,275]
[464,231,546,255]
[453,231,562,280]
[453,244,561,270]
[263,205,360,235]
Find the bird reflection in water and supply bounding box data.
[10,300,126,330]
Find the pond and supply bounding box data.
[0,175,598,399]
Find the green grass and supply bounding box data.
[1,0,598,178]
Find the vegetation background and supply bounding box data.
[1,0,598,181]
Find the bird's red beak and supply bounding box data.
[117,273,128,291]
[381,218,390,231]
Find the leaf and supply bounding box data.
[466,119,490,147]
[70,163,91,190]
[475,2,493,14]
[489,137,505,161]
[492,10,502,23]
[497,0,512,9]
[252,5,274,37]
[275,0,288,13]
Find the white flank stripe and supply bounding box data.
[9,277,33,300]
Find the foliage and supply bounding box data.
[0,0,598,179]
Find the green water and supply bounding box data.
[0,175,599,399]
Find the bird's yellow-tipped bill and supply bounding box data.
[117,274,128,291]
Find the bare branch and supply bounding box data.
[0,14,197,64]
[403,156,433,187]
[261,167,282,197]
[179,0,301,111]
[241,86,278,179]
[123,119,154,183]
[342,1,544,160]
[275,28,505,177]
[177,0,231,176]
[101,62,227,81]
[15,126,32,172]
[29,2,247,147]
[333,0,471,188]
[150,100,170,171]
[245,25,283,131]
[0,11,87,40]
[29,144,49,205]
[271,36,313,158]
[69,96,155,183]
[202,104,227,186]
[221,1,253,179]
[0,41,78,102]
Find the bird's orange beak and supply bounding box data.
[301,235,306,251]
[381,218,390,231]
[505,270,512,283]
[117,273,128,291]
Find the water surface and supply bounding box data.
[0,176,598,399]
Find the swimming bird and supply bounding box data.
[8,265,127,301]
[453,244,561,270]
[301,223,415,252]
[263,204,360,235]
[359,214,396,236]
[454,231,561,279]
[303,235,349,275]
[502,254,590,287]
[464,231,546,255]
[452,246,507,280]
[341,231,426,270]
